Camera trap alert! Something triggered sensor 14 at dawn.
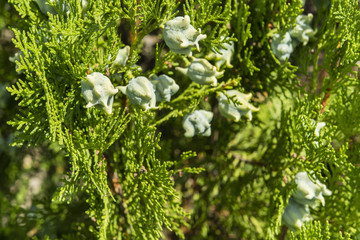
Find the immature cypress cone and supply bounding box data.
[81,72,118,114]
[292,172,332,208]
[182,110,214,137]
[151,74,179,102]
[176,58,223,86]
[218,90,259,122]
[118,76,157,110]
[163,15,206,56]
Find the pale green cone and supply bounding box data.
[218,90,259,122]
[163,15,206,56]
[271,32,293,61]
[81,72,118,114]
[118,76,157,110]
[151,74,179,102]
[292,171,332,208]
[290,14,316,45]
[176,58,223,86]
[282,198,312,231]
[182,110,213,137]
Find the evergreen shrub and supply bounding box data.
[1,0,360,239]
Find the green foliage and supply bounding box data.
[2,0,360,239]
[290,221,332,239]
